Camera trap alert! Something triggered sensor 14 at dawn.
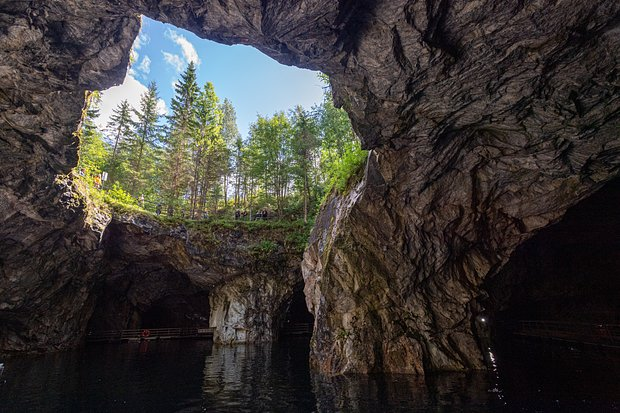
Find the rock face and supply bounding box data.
[88,215,305,344]
[209,273,299,343]
[1,1,619,375]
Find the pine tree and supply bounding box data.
[193,82,223,216]
[232,136,245,208]
[77,91,108,179]
[219,99,241,208]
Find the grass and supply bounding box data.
[69,171,315,252]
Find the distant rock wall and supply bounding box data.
[209,274,299,344]
[89,216,304,344]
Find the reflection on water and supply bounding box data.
[0,337,618,412]
[313,371,497,412]
[200,341,316,412]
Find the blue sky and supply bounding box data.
[97,17,325,138]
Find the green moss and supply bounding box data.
[336,328,353,341]
[250,240,279,256]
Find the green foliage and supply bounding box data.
[75,69,367,224]
[162,62,199,211]
[326,140,367,192]
[246,112,293,217]
[127,82,163,197]
[105,99,133,185]
[250,240,279,256]
[285,222,313,252]
[104,182,138,206]
[316,78,368,194]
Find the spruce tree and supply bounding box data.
[105,99,132,185]
[219,99,241,208]
[129,82,161,196]
[77,91,108,179]
[162,62,199,215]
[192,82,223,216]
[290,105,319,223]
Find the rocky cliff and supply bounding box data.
[0,186,306,353]
[1,1,619,374]
[89,214,305,344]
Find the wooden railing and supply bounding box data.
[512,320,620,347]
[86,327,214,343]
[280,323,313,336]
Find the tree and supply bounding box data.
[192,81,223,217]
[128,82,162,196]
[232,135,245,208]
[316,76,366,194]
[219,98,241,208]
[247,113,293,217]
[77,91,108,179]
[105,99,132,184]
[162,62,199,214]
[290,105,320,222]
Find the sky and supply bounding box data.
[96,17,325,139]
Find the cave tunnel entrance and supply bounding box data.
[482,178,620,355]
[279,285,314,338]
[141,292,210,329]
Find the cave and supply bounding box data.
[141,294,210,329]
[484,178,620,325]
[278,285,315,338]
[1,0,619,377]
[85,264,212,332]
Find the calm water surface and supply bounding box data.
[0,337,618,412]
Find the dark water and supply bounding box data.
[0,337,618,412]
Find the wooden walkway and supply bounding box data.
[86,327,214,343]
[512,320,620,349]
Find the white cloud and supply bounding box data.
[162,51,184,72]
[138,55,151,74]
[130,48,139,64]
[157,99,168,116]
[96,73,167,131]
[165,29,201,66]
[133,33,150,51]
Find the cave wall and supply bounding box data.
[1,0,619,375]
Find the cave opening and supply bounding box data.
[278,285,314,338]
[141,293,210,329]
[76,14,328,222]
[80,16,327,338]
[482,178,620,354]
